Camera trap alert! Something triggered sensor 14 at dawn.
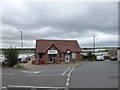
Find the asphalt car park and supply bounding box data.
[1,60,119,89]
[2,63,77,90]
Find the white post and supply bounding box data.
[20,31,24,64]
[117,49,120,62]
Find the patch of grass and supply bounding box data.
[64,62,68,64]
[14,64,27,70]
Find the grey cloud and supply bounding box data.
[1,1,118,48]
[2,2,117,31]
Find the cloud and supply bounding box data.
[1,1,118,48]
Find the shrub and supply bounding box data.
[3,48,19,67]
[87,51,96,61]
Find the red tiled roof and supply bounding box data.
[36,39,81,53]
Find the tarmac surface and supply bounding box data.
[1,60,119,90]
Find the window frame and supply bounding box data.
[72,52,76,59]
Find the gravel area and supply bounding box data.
[22,60,83,70]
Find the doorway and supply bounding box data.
[48,54,56,63]
[65,53,70,62]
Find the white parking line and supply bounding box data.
[33,71,41,74]
[67,77,70,82]
[62,68,70,75]
[29,74,67,76]
[68,75,70,78]
[68,67,75,76]
[0,73,14,75]
[66,75,71,87]
[21,70,41,74]
[1,87,7,89]
[7,85,68,89]
[66,82,69,86]
[66,67,75,87]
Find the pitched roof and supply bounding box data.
[36,39,81,53]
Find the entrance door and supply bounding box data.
[48,55,56,63]
[65,53,70,62]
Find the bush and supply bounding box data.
[3,48,19,67]
[87,51,96,61]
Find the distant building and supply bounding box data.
[35,40,82,64]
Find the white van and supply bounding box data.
[96,55,105,61]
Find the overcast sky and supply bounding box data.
[0,0,119,48]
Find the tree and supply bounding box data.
[87,51,96,61]
[3,48,19,67]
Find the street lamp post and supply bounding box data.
[93,36,95,60]
[20,31,23,63]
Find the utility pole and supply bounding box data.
[93,36,95,54]
[93,36,95,60]
[20,31,23,63]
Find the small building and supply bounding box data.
[35,39,81,64]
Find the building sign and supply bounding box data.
[48,50,58,54]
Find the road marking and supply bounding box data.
[33,71,41,74]
[66,75,70,87]
[29,74,67,76]
[66,67,75,87]
[21,70,41,74]
[0,73,14,75]
[66,82,69,86]
[62,68,70,75]
[68,67,75,76]
[68,75,70,78]
[67,77,70,81]
[7,85,68,89]
[1,87,7,89]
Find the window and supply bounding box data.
[72,53,76,59]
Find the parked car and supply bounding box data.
[0,58,5,66]
[110,56,117,61]
[0,54,7,66]
[18,54,30,63]
[104,55,110,59]
[96,55,105,61]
